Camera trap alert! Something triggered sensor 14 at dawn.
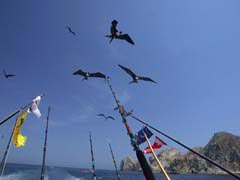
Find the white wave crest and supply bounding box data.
[63,174,85,180]
[0,172,24,180]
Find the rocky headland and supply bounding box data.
[120,132,240,174]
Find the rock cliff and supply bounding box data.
[120,132,240,174]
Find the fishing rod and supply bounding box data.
[40,106,51,180]
[89,132,97,180]
[109,143,120,180]
[0,106,29,126]
[0,113,19,176]
[0,95,45,126]
[106,78,156,180]
[130,115,240,180]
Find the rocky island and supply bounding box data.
[120,132,240,174]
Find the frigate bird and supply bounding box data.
[105,20,135,45]
[66,26,76,36]
[3,70,16,79]
[118,65,157,84]
[73,69,106,80]
[98,114,115,120]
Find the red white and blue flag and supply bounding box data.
[136,126,153,145]
[144,136,167,154]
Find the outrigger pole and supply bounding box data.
[106,78,156,180]
[0,95,45,126]
[108,143,121,180]
[89,132,97,180]
[131,115,240,180]
[0,106,29,126]
[0,113,19,176]
[40,106,51,180]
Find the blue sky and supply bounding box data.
[1,0,240,170]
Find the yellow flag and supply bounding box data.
[13,111,28,147]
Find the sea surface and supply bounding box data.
[0,163,236,180]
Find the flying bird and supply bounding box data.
[66,26,76,36]
[118,64,157,84]
[3,70,16,79]
[105,20,135,45]
[97,114,115,120]
[73,69,107,80]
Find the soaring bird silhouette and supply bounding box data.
[66,26,76,36]
[118,65,157,84]
[105,20,135,45]
[73,69,107,80]
[98,114,115,120]
[2,70,16,79]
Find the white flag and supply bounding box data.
[29,96,42,118]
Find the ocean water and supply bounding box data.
[0,163,236,180]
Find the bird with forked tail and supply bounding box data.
[118,64,157,84]
[97,114,115,120]
[72,69,107,81]
[2,70,16,79]
[105,20,135,45]
[66,26,76,36]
